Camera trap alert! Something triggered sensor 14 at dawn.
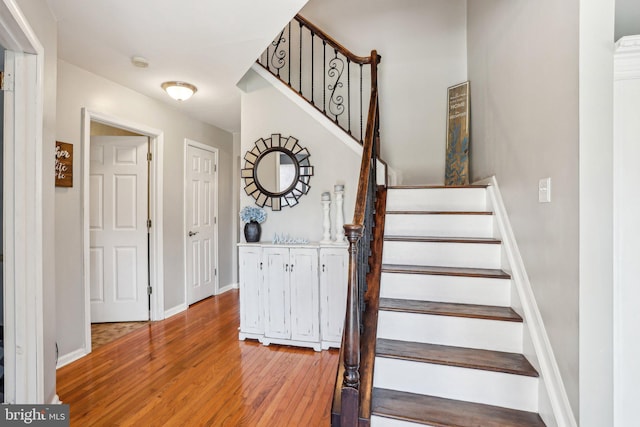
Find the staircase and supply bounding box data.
[370,185,546,427]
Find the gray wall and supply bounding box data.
[466,0,580,418]
[301,0,468,185]
[55,60,235,360]
[615,0,640,41]
[14,0,58,403]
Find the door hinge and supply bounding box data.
[147,152,152,161]
[147,219,152,228]
[214,164,217,172]
[0,71,14,91]
[214,268,217,276]
[214,217,217,225]
[147,286,152,295]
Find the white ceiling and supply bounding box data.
[46,0,308,132]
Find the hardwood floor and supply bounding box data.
[57,290,340,426]
[91,321,149,350]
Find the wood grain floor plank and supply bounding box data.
[57,290,339,426]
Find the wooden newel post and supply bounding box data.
[341,223,364,426]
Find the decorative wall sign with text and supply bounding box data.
[445,81,470,186]
[55,141,73,187]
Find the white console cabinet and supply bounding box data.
[238,243,348,351]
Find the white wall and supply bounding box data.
[14,0,58,404]
[55,60,235,359]
[300,0,468,185]
[578,0,615,425]
[613,35,640,427]
[239,69,360,242]
[467,0,581,418]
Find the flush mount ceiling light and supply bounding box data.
[161,81,198,101]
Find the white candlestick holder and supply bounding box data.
[334,187,345,243]
[320,199,332,243]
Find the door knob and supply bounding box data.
[188,231,199,237]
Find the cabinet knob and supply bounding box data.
[290,264,294,272]
[322,264,325,272]
[260,262,263,270]
[285,264,288,272]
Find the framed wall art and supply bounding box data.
[445,81,470,186]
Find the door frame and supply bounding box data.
[1,0,45,404]
[81,109,165,356]
[183,139,219,305]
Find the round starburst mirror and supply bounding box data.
[242,134,314,211]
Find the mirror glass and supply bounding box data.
[256,151,297,195]
[242,134,313,211]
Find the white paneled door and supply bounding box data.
[90,136,149,322]
[186,144,218,305]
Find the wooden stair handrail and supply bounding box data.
[294,15,379,65]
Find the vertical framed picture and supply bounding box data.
[55,141,73,187]
[445,81,470,186]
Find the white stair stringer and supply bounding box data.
[373,357,539,412]
[384,213,494,238]
[382,240,501,269]
[380,272,511,307]
[377,310,523,353]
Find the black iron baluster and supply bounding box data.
[299,21,303,95]
[347,58,351,135]
[311,31,315,104]
[323,40,326,113]
[288,22,291,86]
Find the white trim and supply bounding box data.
[183,139,220,304]
[476,176,577,427]
[55,348,88,370]
[50,395,62,405]
[164,303,187,319]
[218,283,239,294]
[614,35,640,80]
[1,0,45,404]
[81,109,165,359]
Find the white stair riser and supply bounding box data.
[380,273,511,306]
[382,241,501,269]
[386,188,487,212]
[377,311,523,353]
[373,358,539,412]
[385,214,493,238]
[371,416,431,427]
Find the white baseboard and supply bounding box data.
[50,394,62,404]
[218,283,239,294]
[164,303,187,319]
[477,176,577,427]
[56,348,88,369]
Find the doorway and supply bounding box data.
[184,140,219,305]
[89,128,150,322]
[81,109,164,355]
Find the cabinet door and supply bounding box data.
[320,248,349,344]
[263,247,290,339]
[239,247,263,334]
[290,248,320,342]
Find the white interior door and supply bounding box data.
[90,136,149,322]
[186,144,218,305]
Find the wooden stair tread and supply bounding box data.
[388,184,489,189]
[382,264,511,279]
[386,210,493,215]
[376,339,538,377]
[372,388,546,427]
[384,235,501,244]
[379,298,522,322]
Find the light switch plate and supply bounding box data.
[539,177,551,203]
